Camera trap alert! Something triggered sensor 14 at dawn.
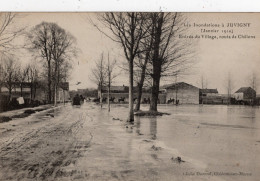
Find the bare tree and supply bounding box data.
[0,13,25,55]
[106,52,118,112]
[133,21,155,111]
[27,22,53,103]
[96,13,150,122]
[89,53,107,108]
[28,22,77,105]
[248,72,258,92]
[17,65,30,97]
[225,72,235,104]
[1,56,20,99]
[200,75,208,89]
[147,13,196,112]
[27,63,39,101]
[49,23,77,106]
[59,60,73,83]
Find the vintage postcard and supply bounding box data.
[0,12,259,181]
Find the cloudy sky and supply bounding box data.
[12,13,260,93]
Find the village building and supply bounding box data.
[199,88,218,97]
[161,82,200,104]
[57,82,70,103]
[233,87,256,104]
[98,85,166,103]
[98,85,129,102]
[199,88,220,104]
[0,82,70,108]
[256,94,260,105]
[98,82,200,104]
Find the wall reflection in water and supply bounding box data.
[135,116,157,140]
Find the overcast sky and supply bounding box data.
[13,13,260,93]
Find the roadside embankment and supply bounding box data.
[0,104,68,123]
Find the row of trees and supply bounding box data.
[27,22,77,105]
[0,57,39,100]
[0,13,77,106]
[93,12,195,122]
[90,52,117,111]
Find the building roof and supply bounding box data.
[161,82,199,90]
[100,82,198,93]
[199,89,218,94]
[110,86,128,91]
[101,85,129,93]
[235,87,255,93]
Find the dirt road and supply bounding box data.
[0,104,93,180]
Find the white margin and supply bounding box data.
[0,0,260,12]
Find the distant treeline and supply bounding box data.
[69,89,98,99]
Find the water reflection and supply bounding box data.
[226,106,257,123]
[134,116,157,140]
[135,116,141,135]
[111,104,260,178]
[149,117,157,140]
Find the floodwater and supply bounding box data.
[0,103,259,181]
[109,104,260,180]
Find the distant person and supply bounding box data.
[176,99,179,105]
[79,95,84,103]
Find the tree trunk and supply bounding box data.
[20,83,23,97]
[100,83,103,108]
[108,53,111,112]
[149,13,164,112]
[33,84,36,100]
[30,82,34,102]
[30,85,33,101]
[8,87,12,101]
[135,83,142,111]
[128,58,134,122]
[108,81,110,112]
[135,54,149,111]
[150,69,160,111]
[63,89,65,105]
[47,60,51,104]
[54,84,57,106]
[54,60,58,107]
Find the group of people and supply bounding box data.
[73,95,181,105]
[167,98,179,105]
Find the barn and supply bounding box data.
[199,88,219,104]
[98,85,166,103]
[234,87,256,104]
[161,82,199,104]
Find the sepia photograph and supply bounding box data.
[0,12,260,180]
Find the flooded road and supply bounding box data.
[0,103,259,180]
